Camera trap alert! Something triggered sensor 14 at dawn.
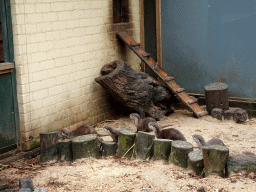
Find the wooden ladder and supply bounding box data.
[117,32,208,118]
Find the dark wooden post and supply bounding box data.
[205,82,229,114]
[40,131,59,163]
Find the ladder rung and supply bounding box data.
[130,43,141,47]
[187,99,197,105]
[197,111,208,117]
[142,53,151,57]
[164,76,175,82]
[175,88,185,93]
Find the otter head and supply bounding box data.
[191,134,205,149]
[59,129,71,139]
[148,122,161,138]
[129,113,140,127]
[103,125,116,136]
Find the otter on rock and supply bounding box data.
[148,122,186,141]
[191,134,225,149]
[102,125,120,142]
[59,125,105,139]
[129,113,156,132]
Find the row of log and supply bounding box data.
[40,129,229,177]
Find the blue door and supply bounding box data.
[161,0,256,99]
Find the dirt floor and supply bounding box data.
[1,109,256,191]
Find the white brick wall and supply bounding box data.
[10,0,141,150]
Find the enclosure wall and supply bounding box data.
[10,0,141,150]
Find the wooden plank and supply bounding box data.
[116,32,207,118]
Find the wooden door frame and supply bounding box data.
[0,0,21,152]
[140,0,162,71]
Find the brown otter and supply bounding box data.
[129,113,156,132]
[148,122,186,141]
[192,134,225,149]
[102,125,120,142]
[59,125,105,139]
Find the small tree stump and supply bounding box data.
[169,140,193,168]
[117,128,136,158]
[234,108,248,123]
[134,131,155,160]
[188,150,204,175]
[58,139,72,162]
[101,141,118,157]
[153,139,172,161]
[72,134,100,160]
[202,145,229,177]
[211,108,223,120]
[40,131,59,163]
[205,82,229,115]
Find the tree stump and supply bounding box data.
[72,134,100,160]
[153,139,172,161]
[40,131,59,163]
[234,108,248,123]
[188,150,204,175]
[134,131,155,160]
[205,82,229,115]
[202,145,229,177]
[100,141,118,157]
[117,128,136,158]
[58,139,72,162]
[169,140,193,168]
[95,60,175,120]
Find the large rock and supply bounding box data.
[227,151,256,175]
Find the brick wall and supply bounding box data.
[10,0,141,150]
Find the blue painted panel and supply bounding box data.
[161,0,256,99]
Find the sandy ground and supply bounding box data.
[1,109,256,192]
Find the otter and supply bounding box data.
[102,125,120,142]
[191,134,225,149]
[59,125,105,139]
[148,122,186,141]
[129,113,156,132]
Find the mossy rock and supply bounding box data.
[72,134,100,160]
[202,145,229,177]
[188,150,204,175]
[117,128,136,158]
[153,139,172,161]
[134,131,155,160]
[169,140,193,168]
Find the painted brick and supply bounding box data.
[11,0,141,151]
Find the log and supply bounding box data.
[153,139,172,161]
[100,141,118,157]
[169,140,193,168]
[202,145,229,177]
[95,60,175,120]
[58,139,72,162]
[40,131,59,163]
[187,150,204,175]
[234,108,248,123]
[134,131,155,160]
[117,128,136,158]
[72,134,100,160]
[205,82,229,115]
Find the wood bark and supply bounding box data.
[134,131,155,160]
[95,60,175,120]
[169,140,193,168]
[117,128,136,158]
[202,145,229,177]
[58,139,72,162]
[40,131,59,163]
[72,134,100,160]
[100,141,118,157]
[187,150,204,176]
[153,139,172,161]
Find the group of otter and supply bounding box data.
[59,113,225,148]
